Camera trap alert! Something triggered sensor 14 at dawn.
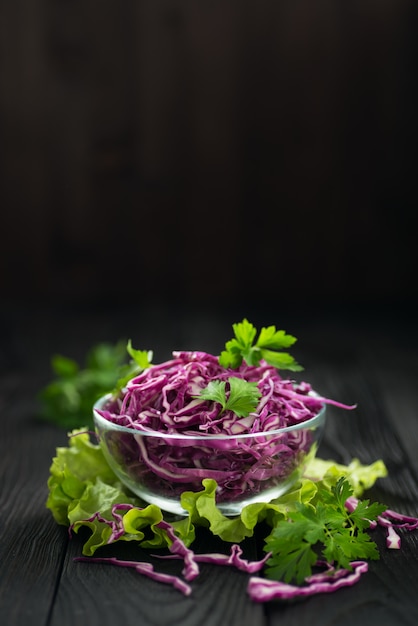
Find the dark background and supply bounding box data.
[1,0,417,331]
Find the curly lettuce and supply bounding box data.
[47,429,388,553]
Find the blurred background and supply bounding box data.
[1,0,417,329]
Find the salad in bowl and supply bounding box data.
[93,319,349,515]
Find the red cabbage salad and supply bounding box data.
[98,350,339,435]
[95,349,351,505]
[46,319,418,602]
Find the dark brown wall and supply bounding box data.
[1,1,416,310]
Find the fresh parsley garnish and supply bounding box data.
[39,340,152,429]
[198,377,261,417]
[38,341,129,429]
[264,477,387,585]
[219,319,303,371]
[114,340,153,393]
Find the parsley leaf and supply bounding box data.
[198,377,261,418]
[264,478,386,584]
[38,340,152,429]
[114,340,153,393]
[38,341,129,430]
[219,319,303,371]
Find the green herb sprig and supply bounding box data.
[198,377,261,418]
[38,342,128,430]
[219,319,303,371]
[114,340,153,393]
[264,477,386,585]
[38,340,152,429]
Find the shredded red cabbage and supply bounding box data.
[100,351,349,435]
[74,555,193,595]
[96,351,352,505]
[71,495,418,600]
[72,509,269,597]
[345,496,418,549]
[153,543,271,574]
[247,561,369,602]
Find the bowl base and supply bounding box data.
[127,471,302,517]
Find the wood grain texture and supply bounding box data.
[50,532,264,626]
[0,377,69,625]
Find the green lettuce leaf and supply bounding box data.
[303,457,388,497]
[46,428,138,525]
[46,429,388,556]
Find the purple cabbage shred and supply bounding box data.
[247,561,369,602]
[97,351,353,503]
[345,496,418,549]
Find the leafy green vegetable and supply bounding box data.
[46,428,134,525]
[303,457,388,497]
[198,377,261,417]
[264,477,386,584]
[39,342,129,429]
[38,340,152,430]
[114,341,153,393]
[46,429,388,561]
[219,319,303,371]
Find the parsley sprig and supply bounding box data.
[219,319,303,371]
[38,340,152,429]
[264,477,387,585]
[38,342,128,430]
[198,377,261,418]
[114,340,153,393]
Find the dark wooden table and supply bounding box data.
[1,301,418,626]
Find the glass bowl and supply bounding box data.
[93,395,326,516]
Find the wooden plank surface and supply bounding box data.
[0,374,69,625]
[1,303,417,625]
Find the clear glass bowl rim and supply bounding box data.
[93,393,326,441]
